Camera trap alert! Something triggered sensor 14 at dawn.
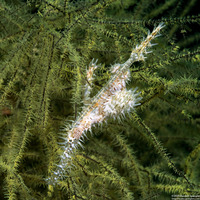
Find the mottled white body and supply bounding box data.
[46,23,165,185]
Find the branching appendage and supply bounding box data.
[46,23,165,185]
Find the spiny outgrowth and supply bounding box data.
[84,58,100,103]
[103,88,142,119]
[47,23,165,185]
